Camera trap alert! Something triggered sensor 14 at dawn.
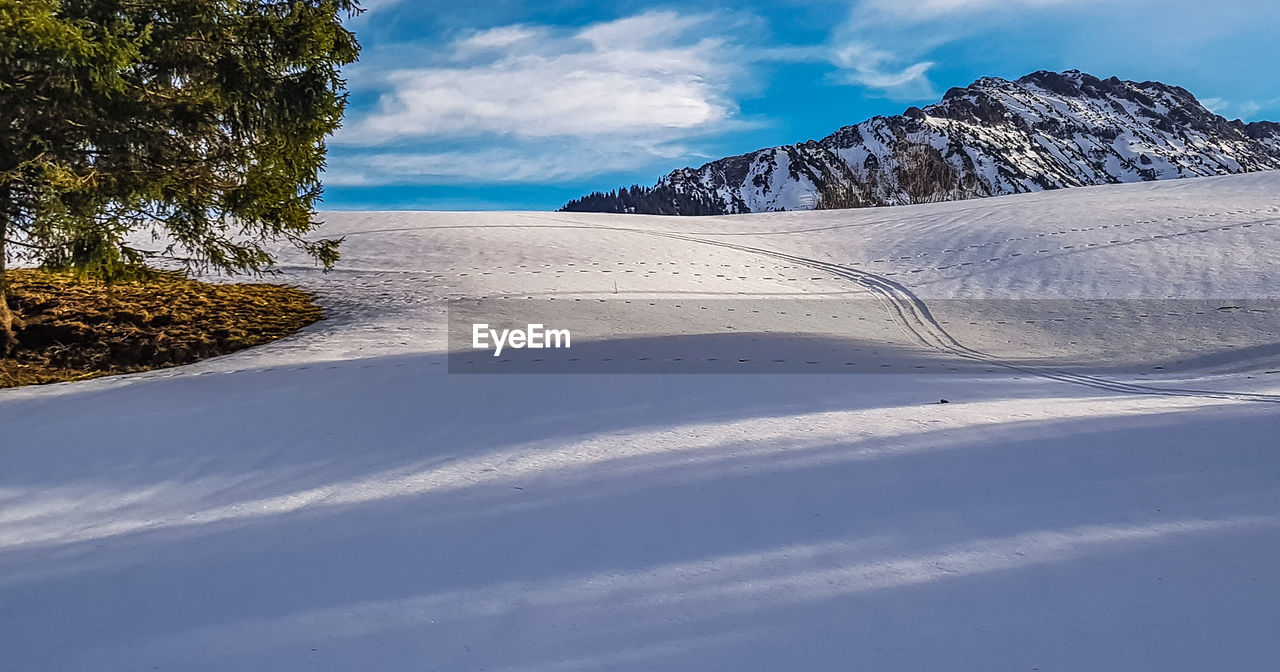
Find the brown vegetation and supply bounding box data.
[0,270,322,388]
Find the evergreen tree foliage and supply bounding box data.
[0,0,361,352]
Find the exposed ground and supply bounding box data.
[0,270,322,388]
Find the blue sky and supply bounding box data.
[321,0,1280,211]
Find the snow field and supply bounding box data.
[2,172,1279,670]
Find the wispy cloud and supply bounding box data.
[338,11,741,145]
[1238,101,1265,119]
[325,141,693,186]
[1202,96,1277,121]
[828,43,937,99]
[854,0,1087,25]
[823,0,1098,100]
[329,11,750,185]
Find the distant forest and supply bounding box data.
[561,184,729,215]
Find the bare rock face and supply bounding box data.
[563,70,1280,215]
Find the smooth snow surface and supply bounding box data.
[3,172,1280,670]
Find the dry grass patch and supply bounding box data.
[1,269,322,388]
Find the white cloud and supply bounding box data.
[575,11,708,50]
[452,25,541,56]
[1200,97,1271,121]
[328,11,752,186]
[823,0,1097,100]
[338,11,740,145]
[1201,97,1227,113]
[1236,101,1263,119]
[325,140,692,186]
[855,0,1084,24]
[828,42,937,99]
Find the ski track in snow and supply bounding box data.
[502,214,1280,403]
[2,173,1280,671]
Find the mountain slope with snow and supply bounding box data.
[2,173,1279,671]
[564,70,1280,214]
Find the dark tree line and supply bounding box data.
[562,184,728,216]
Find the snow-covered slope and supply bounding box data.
[564,70,1280,214]
[2,173,1279,671]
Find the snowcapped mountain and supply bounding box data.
[563,70,1280,215]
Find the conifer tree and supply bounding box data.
[0,0,361,352]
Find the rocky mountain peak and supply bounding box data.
[563,70,1280,215]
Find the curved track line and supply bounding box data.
[655,233,1280,403]
[515,214,1280,404]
